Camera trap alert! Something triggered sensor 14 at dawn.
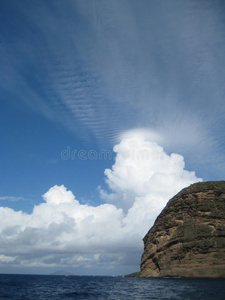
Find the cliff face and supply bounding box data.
[140,181,225,278]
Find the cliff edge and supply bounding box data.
[140,181,225,278]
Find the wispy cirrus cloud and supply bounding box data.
[0,0,224,171]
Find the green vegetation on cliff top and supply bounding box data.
[185,181,225,193]
[170,181,225,204]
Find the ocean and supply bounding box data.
[0,274,224,299]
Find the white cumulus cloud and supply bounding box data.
[100,130,202,237]
[0,130,202,275]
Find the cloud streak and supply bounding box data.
[0,196,25,202]
[0,0,224,177]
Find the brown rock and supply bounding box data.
[140,181,225,278]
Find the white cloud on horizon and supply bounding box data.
[0,131,202,274]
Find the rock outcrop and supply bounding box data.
[140,181,225,278]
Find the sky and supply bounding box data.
[0,0,224,275]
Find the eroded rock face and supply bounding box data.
[140,181,225,278]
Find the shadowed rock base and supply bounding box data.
[140,181,225,278]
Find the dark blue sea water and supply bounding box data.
[0,274,224,300]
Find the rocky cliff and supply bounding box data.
[140,181,225,278]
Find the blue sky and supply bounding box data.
[0,0,225,275]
